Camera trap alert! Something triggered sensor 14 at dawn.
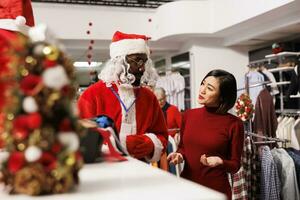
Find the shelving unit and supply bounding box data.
[265,52,299,112]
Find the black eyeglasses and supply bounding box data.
[126,56,148,67]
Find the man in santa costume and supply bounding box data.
[0,0,35,147]
[78,31,168,162]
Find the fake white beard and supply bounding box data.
[99,56,158,87]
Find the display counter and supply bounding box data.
[0,157,225,200]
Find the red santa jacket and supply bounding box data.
[77,81,168,162]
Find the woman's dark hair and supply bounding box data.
[201,69,237,114]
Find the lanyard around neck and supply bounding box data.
[109,87,136,115]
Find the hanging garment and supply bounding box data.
[253,88,278,138]
[250,142,261,200]
[232,136,252,200]
[276,116,289,143]
[271,148,300,200]
[238,71,265,106]
[283,117,296,148]
[260,146,281,200]
[293,118,300,149]
[231,166,247,200]
[286,148,300,191]
[262,68,279,96]
[156,72,185,111]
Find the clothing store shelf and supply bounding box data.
[267,67,295,73]
[290,93,300,98]
[265,51,300,59]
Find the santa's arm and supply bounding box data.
[77,90,97,119]
[144,98,168,162]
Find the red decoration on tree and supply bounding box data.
[8,152,25,173]
[20,75,42,95]
[39,152,57,172]
[59,118,72,132]
[43,59,57,68]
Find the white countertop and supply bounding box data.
[0,157,225,200]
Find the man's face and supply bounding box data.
[154,92,166,108]
[126,53,148,86]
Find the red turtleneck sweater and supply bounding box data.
[177,107,244,199]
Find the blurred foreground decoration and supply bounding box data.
[0,25,84,195]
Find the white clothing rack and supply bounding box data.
[267,67,295,73]
[246,131,290,144]
[237,81,271,91]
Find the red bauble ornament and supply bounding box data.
[8,152,25,173]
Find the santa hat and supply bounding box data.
[0,0,35,35]
[110,31,151,59]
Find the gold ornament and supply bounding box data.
[17,143,26,151]
[65,154,75,166]
[52,173,73,194]
[46,92,61,107]
[7,113,14,121]
[28,129,41,146]
[14,164,46,196]
[20,68,29,77]
[25,56,37,66]
[43,46,59,61]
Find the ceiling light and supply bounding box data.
[73,61,102,68]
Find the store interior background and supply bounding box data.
[31,0,300,109]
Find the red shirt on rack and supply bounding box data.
[177,106,244,199]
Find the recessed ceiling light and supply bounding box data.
[73,61,102,68]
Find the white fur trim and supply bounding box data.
[110,39,150,58]
[144,133,164,162]
[0,18,30,35]
[118,85,137,155]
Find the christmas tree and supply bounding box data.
[0,26,83,195]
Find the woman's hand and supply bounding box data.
[167,152,183,165]
[200,154,223,167]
